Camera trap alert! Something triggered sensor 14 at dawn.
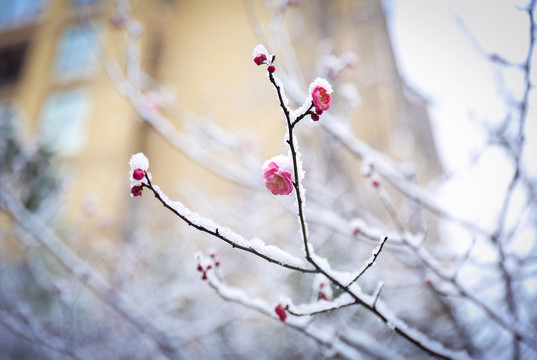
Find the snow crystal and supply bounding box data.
[291,95,315,122]
[252,44,269,59]
[129,152,149,171]
[129,152,150,187]
[308,77,333,95]
[291,293,354,315]
[309,250,356,285]
[152,185,307,269]
[272,75,289,107]
[263,155,293,177]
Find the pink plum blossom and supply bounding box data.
[263,155,294,196]
[309,78,333,113]
[312,86,331,112]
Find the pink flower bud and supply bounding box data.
[310,112,320,121]
[268,64,276,73]
[274,304,287,322]
[263,156,294,196]
[309,78,333,113]
[133,169,145,181]
[130,185,143,197]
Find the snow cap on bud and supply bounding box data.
[263,155,294,196]
[129,152,149,172]
[129,153,150,198]
[253,44,269,65]
[130,153,149,178]
[129,152,150,184]
[309,78,333,113]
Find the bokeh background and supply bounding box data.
[1,0,535,359]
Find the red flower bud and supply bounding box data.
[130,185,143,197]
[254,54,267,66]
[274,304,287,322]
[268,64,276,74]
[133,168,145,181]
[310,112,320,121]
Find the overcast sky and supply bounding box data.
[385,0,535,173]
[384,0,536,236]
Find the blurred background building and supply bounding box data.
[0,0,443,357]
[0,0,440,241]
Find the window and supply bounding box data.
[40,88,92,156]
[0,0,46,31]
[70,0,101,7]
[54,24,99,80]
[0,43,28,87]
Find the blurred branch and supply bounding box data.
[0,188,183,360]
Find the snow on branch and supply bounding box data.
[130,156,314,273]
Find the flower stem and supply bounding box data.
[268,72,311,258]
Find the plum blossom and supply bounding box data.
[253,44,269,66]
[274,304,287,322]
[131,185,144,197]
[129,153,150,197]
[263,155,294,196]
[309,78,333,114]
[133,168,145,180]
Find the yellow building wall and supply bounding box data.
[1,0,438,252]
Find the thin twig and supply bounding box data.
[142,177,316,273]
